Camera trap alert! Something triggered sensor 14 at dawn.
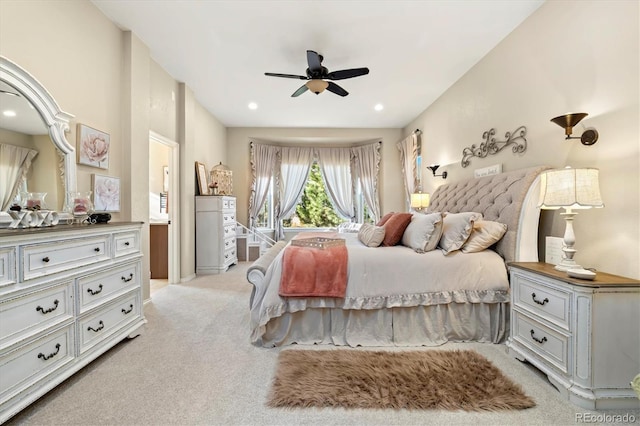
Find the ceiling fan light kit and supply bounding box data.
[265,50,369,97]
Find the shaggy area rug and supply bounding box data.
[267,349,535,411]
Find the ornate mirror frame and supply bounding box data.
[0,56,76,220]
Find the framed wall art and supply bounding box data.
[77,124,110,169]
[195,161,209,195]
[92,174,120,212]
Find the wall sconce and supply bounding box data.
[550,113,599,145]
[427,165,447,179]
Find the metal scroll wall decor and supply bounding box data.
[461,126,527,168]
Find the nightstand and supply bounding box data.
[507,262,640,410]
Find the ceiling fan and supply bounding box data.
[265,50,369,97]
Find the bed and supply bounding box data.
[248,166,548,347]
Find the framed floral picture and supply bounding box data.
[78,124,110,169]
[92,174,120,212]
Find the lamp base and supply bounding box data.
[554,259,582,272]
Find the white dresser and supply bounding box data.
[507,262,640,410]
[195,196,237,274]
[0,222,145,423]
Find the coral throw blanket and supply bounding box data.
[279,234,348,298]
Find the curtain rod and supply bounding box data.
[414,129,421,135]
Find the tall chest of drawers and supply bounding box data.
[195,196,238,274]
[507,262,640,410]
[0,222,145,423]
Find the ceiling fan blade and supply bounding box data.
[306,50,322,73]
[291,84,309,97]
[326,82,348,97]
[326,67,370,80]
[265,72,308,80]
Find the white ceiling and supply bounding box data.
[92,1,544,129]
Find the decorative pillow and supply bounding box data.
[338,222,363,233]
[381,213,413,246]
[357,223,386,247]
[401,212,443,253]
[438,212,483,255]
[376,212,395,226]
[461,220,508,253]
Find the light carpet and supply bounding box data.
[6,261,639,425]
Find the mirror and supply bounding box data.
[0,56,76,220]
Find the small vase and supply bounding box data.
[66,191,94,223]
[20,192,48,211]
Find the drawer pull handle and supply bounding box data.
[531,293,549,306]
[122,304,134,314]
[87,320,104,333]
[87,284,103,295]
[94,247,101,252]
[121,273,134,283]
[530,329,547,344]
[36,299,59,314]
[42,256,50,263]
[124,241,130,246]
[38,343,61,361]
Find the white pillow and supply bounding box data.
[401,212,443,253]
[438,212,483,255]
[357,223,385,247]
[461,220,507,253]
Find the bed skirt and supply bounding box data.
[254,302,509,348]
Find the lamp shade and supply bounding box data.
[539,167,604,210]
[306,79,329,94]
[410,193,430,209]
[550,113,588,136]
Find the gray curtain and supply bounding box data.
[351,142,381,222]
[248,142,279,228]
[275,146,313,240]
[0,143,38,210]
[315,147,355,220]
[396,134,418,210]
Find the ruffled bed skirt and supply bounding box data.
[254,302,509,348]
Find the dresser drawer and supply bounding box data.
[21,236,110,281]
[512,273,571,330]
[223,223,236,238]
[77,292,140,355]
[512,311,570,374]
[0,247,16,288]
[113,231,140,257]
[223,236,236,251]
[223,247,237,267]
[0,324,74,405]
[222,212,236,225]
[222,198,235,210]
[77,263,139,314]
[0,282,74,348]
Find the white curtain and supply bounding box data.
[248,142,279,228]
[0,143,38,210]
[275,146,313,240]
[396,134,418,209]
[352,142,381,222]
[315,147,355,220]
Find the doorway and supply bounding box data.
[149,131,180,290]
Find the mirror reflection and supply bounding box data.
[0,80,64,211]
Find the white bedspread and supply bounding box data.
[250,233,509,343]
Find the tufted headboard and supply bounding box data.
[427,166,550,263]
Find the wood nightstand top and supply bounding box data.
[509,262,640,287]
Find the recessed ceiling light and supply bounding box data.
[3,110,16,117]
[248,102,258,110]
[374,104,384,111]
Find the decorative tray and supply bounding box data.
[290,237,345,249]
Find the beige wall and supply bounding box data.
[149,142,170,195]
[404,1,639,279]
[227,127,404,227]
[1,0,229,290]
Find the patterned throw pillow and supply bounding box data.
[357,223,386,247]
[381,213,413,246]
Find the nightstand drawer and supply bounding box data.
[513,311,569,374]
[512,273,571,330]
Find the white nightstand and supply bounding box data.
[507,262,640,410]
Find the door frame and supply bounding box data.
[149,131,180,284]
